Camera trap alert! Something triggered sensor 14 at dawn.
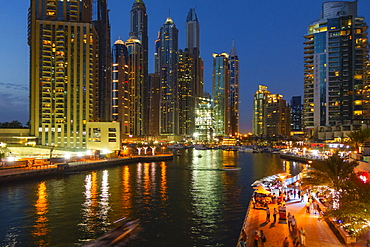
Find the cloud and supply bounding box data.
[0,92,29,124]
[0,82,28,91]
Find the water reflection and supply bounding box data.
[32,181,50,246]
[80,171,99,236]
[160,162,168,202]
[99,170,111,229]
[121,166,132,217]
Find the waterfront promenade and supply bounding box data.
[238,195,346,247]
[0,154,173,183]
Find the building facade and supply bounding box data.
[157,17,179,138]
[265,94,291,137]
[29,0,98,148]
[228,41,240,136]
[290,96,303,132]
[92,0,112,122]
[303,0,369,138]
[252,85,270,136]
[212,53,229,137]
[112,39,129,137]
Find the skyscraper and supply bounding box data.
[228,41,240,136]
[112,39,129,136]
[29,0,97,148]
[92,0,112,122]
[253,85,270,136]
[185,8,204,99]
[290,96,303,132]
[130,0,149,135]
[303,0,369,137]
[265,94,291,137]
[157,17,179,137]
[212,53,229,137]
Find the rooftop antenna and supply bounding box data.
[168,8,171,17]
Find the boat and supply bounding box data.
[83,218,141,247]
[194,144,208,150]
[222,165,241,171]
[238,146,254,153]
[167,143,187,149]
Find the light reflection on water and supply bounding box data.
[0,151,302,247]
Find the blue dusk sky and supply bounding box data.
[0,0,369,133]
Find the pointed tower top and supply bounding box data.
[230,39,237,56]
[165,17,174,24]
[186,8,198,22]
[133,0,145,6]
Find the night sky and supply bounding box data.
[0,0,369,133]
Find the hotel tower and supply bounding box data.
[29,0,98,148]
[303,0,369,137]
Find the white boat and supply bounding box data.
[167,143,187,149]
[194,144,208,150]
[238,146,254,153]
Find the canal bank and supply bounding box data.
[0,155,173,183]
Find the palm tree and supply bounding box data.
[302,152,358,191]
[346,128,370,152]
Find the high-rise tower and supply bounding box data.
[157,17,179,137]
[228,41,240,136]
[29,0,97,148]
[185,8,204,99]
[212,53,229,137]
[130,0,149,135]
[92,0,112,122]
[303,0,369,137]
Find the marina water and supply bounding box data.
[0,150,303,247]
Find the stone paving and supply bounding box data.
[239,195,347,247]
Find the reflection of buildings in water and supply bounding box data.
[160,162,168,201]
[32,181,50,246]
[143,162,151,205]
[99,170,111,229]
[283,160,291,175]
[121,166,132,216]
[80,171,99,235]
[221,150,237,167]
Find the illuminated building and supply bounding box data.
[194,93,214,142]
[126,37,146,137]
[148,73,160,137]
[253,85,270,136]
[178,49,196,137]
[303,0,369,138]
[186,8,204,100]
[212,53,229,137]
[290,96,303,132]
[112,39,129,136]
[228,41,240,136]
[130,0,149,135]
[92,0,112,122]
[157,17,179,138]
[265,94,291,137]
[29,0,98,148]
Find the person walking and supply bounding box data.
[266,206,271,223]
[305,201,310,213]
[283,237,289,247]
[253,230,259,247]
[260,230,266,247]
[287,212,292,230]
[300,227,306,246]
[273,208,277,223]
[291,215,296,231]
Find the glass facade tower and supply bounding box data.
[303,1,369,135]
[228,41,240,136]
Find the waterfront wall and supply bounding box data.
[0,155,173,183]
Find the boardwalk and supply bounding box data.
[239,195,346,247]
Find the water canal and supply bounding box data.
[0,150,303,247]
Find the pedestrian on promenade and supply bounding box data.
[313,200,318,214]
[287,212,292,230]
[266,206,271,223]
[298,190,301,200]
[273,208,277,223]
[293,189,297,199]
[300,227,306,246]
[291,215,296,231]
[283,237,289,247]
[260,230,266,247]
[305,201,310,213]
[253,230,259,247]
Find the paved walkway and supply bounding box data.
[239,195,346,247]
